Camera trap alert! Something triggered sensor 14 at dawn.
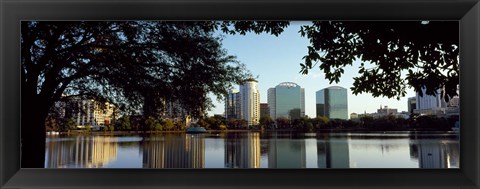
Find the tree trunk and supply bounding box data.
[21,94,50,168]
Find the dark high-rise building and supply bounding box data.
[260,103,270,119]
[225,89,241,119]
[408,97,417,114]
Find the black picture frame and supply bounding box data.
[1,0,479,188]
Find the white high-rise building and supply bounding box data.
[239,79,260,126]
[416,87,447,110]
[61,97,116,127]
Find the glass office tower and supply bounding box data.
[316,86,348,119]
[268,82,305,120]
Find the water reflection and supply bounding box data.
[225,132,260,168]
[45,136,118,168]
[317,136,350,168]
[141,134,205,168]
[268,133,306,168]
[410,140,460,168]
[45,132,460,168]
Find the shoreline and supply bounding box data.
[53,128,457,136]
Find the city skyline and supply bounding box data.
[208,21,417,117]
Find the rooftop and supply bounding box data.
[277,82,300,88]
[326,86,347,90]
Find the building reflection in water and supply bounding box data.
[142,134,205,168]
[45,135,118,168]
[410,140,459,168]
[225,132,261,168]
[317,135,350,168]
[268,133,306,168]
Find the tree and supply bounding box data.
[205,115,227,130]
[21,21,290,167]
[115,116,132,131]
[154,122,163,131]
[360,115,374,128]
[305,122,314,132]
[205,116,218,130]
[288,108,301,120]
[313,116,329,129]
[174,121,185,131]
[275,117,290,128]
[84,124,92,132]
[395,117,408,128]
[238,119,249,129]
[197,118,210,129]
[144,117,163,131]
[63,118,77,132]
[45,114,61,132]
[226,118,240,129]
[259,116,274,128]
[299,21,459,101]
[164,119,175,131]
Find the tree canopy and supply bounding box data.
[22,20,459,122]
[20,21,287,167]
[22,21,291,117]
[299,21,459,101]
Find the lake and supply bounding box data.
[45,131,459,168]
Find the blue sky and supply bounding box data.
[208,21,416,118]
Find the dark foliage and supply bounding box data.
[299,21,459,101]
[21,21,289,167]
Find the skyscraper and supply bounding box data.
[224,80,260,126]
[408,97,417,114]
[260,103,270,119]
[416,87,447,110]
[239,79,260,126]
[316,86,348,120]
[225,89,241,119]
[267,82,305,120]
[267,88,276,119]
